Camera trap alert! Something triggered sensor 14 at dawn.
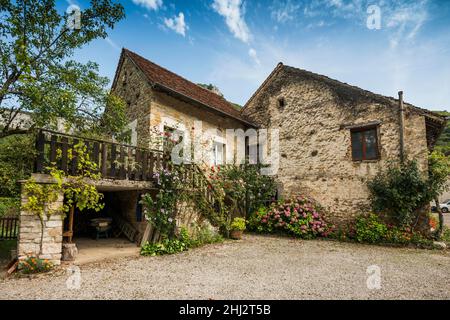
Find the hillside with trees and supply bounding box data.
[434,111,450,155]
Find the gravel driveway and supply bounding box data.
[1,235,449,300]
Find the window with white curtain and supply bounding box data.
[212,141,226,166]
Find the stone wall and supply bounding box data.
[18,191,64,265]
[112,57,153,148]
[242,67,431,225]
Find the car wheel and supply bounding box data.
[442,207,449,213]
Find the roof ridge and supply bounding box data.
[123,48,229,103]
[120,48,255,126]
[242,62,284,111]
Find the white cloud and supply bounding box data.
[132,0,163,11]
[212,0,251,43]
[271,0,300,23]
[105,37,120,51]
[386,0,428,48]
[164,12,187,37]
[248,48,260,65]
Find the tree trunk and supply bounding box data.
[434,198,444,240]
[39,217,46,257]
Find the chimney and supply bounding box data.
[398,91,405,163]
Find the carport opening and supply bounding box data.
[63,189,154,263]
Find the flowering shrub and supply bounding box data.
[19,256,53,274]
[347,213,431,245]
[141,169,182,238]
[429,215,438,231]
[248,196,334,239]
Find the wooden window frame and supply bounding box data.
[350,125,380,161]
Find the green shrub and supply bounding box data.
[0,197,20,217]
[187,225,223,248]
[18,256,53,274]
[367,160,432,226]
[354,214,388,243]
[442,227,450,243]
[141,238,188,256]
[230,217,246,231]
[348,213,432,246]
[0,135,35,198]
[247,196,334,239]
[248,206,271,233]
[141,225,223,256]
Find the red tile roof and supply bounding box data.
[120,49,251,125]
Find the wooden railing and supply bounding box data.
[0,217,18,240]
[34,129,168,182]
[184,164,227,227]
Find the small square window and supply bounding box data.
[278,97,285,108]
[351,126,380,161]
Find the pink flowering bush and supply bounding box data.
[248,196,334,239]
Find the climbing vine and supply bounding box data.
[23,141,104,255]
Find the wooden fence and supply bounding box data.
[0,217,19,240]
[34,129,168,181]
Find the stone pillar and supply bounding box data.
[18,191,64,266]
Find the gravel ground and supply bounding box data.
[1,235,449,300]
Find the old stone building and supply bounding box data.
[111,49,253,164]
[242,63,447,224]
[13,50,448,266]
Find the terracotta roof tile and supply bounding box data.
[123,49,250,124]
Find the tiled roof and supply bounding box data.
[121,49,251,124]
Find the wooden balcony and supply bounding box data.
[34,129,168,182]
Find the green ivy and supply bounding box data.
[23,141,104,254]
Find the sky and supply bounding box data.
[62,0,450,111]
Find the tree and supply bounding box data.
[428,151,450,239]
[0,0,127,139]
[0,134,35,197]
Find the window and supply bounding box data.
[163,126,183,154]
[278,97,285,109]
[212,142,226,166]
[351,126,379,161]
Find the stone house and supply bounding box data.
[111,49,254,164]
[242,63,447,224]
[15,49,447,266]
[112,49,446,224]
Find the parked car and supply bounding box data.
[431,200,450,213]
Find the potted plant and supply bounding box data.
[230,217,246,240]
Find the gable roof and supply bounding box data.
[112,48,254,126]
[243,63,447,149]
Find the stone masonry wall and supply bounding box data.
[242,67,430,225]
[112,57,153,148]
[18,191,64,265]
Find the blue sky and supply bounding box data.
[63,0,450,111]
